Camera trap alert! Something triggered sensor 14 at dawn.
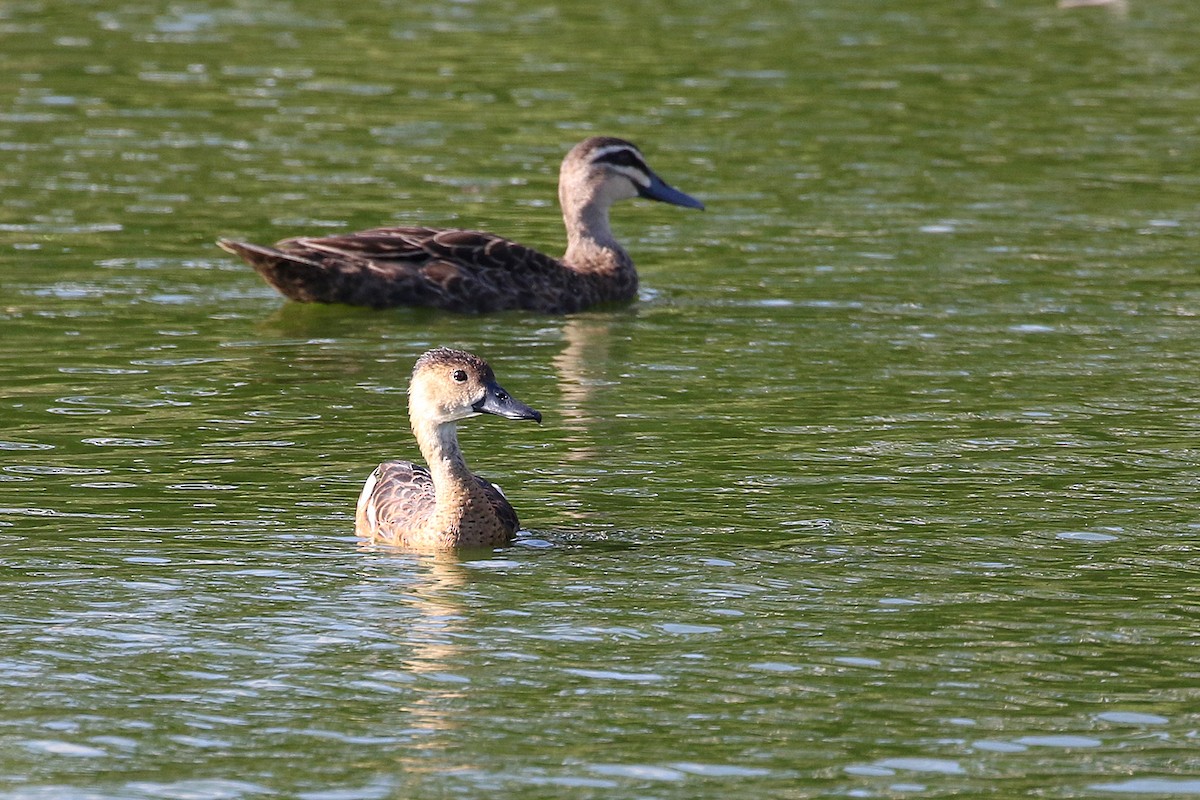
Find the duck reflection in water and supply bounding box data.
[352,551,476,767]
[552,315,617,467]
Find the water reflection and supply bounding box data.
[358,550,473,772]
[553,315,618,462]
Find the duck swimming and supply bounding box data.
[218,136,704,313]
[356,347,542,549]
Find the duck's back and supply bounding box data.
[223,227,627,313]
[355,459,520,547]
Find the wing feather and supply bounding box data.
[355,460,435,541]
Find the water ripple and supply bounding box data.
[4,465,108,476]
[1091,779,1200,795]
[82,438,167,447]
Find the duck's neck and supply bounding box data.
[560,192,634,278]
[414,420,479,504]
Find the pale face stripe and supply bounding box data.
[589,143,645,162]
[589,144,652,187]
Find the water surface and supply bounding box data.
[3,0,1200,797]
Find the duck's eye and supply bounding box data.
[452,369,468,383]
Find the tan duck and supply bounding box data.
[218,137,704,313]
[355,347,542,549]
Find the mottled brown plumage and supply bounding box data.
[355,348,541,549]
[218,137,703,314]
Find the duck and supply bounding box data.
[355,347,542,549]
[217,136,704,313]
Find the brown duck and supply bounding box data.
[218,137,704,313]
[355,348,542,549]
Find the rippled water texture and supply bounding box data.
[3,0,1200,797]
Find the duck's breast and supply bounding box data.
[473,475,521,538]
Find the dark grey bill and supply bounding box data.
[637,172,705,210]
[473,381,543,423]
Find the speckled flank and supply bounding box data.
[353,349,533,550]
[217,137,702,314]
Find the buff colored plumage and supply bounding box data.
[355,348,541,549]
[218,137,703,313]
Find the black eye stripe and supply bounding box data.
[595,149,649,173]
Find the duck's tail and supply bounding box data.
[217,238,347,304]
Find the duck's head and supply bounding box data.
[560,136,705,213]
[408,347,542,427]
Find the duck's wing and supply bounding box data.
[355,460,435,542]
[220,227,582,313]
[474,475,521,537]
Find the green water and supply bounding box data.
[4,0,1200,797]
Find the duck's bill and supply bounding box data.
[638,173,705,210]
[474,382,543,423]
